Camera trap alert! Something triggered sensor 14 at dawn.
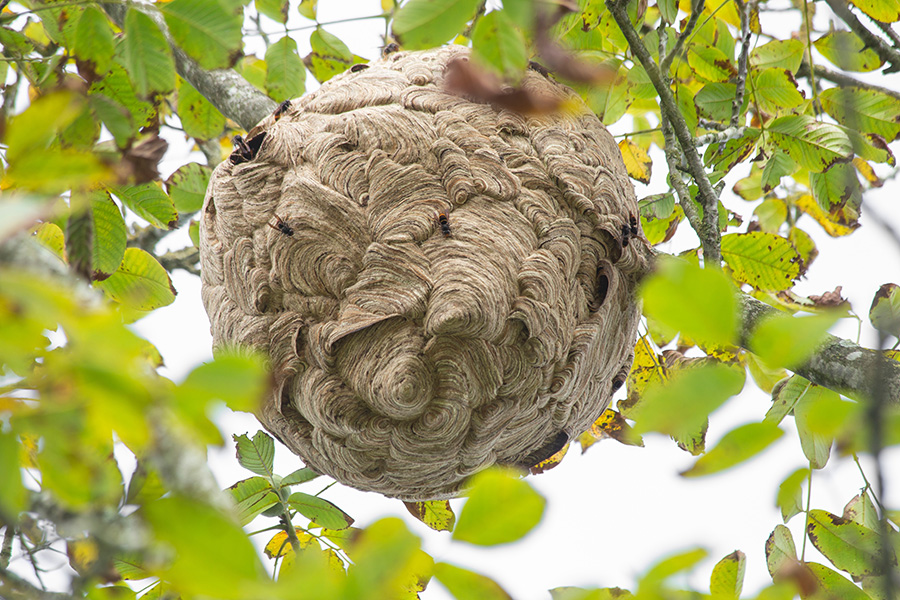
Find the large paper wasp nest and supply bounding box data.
[200,46,650,500]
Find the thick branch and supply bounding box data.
[103,4,275,131]
[606,0,722,266]
[740,295,900,405]
[824,0,900,73]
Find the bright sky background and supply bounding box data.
[133,1,900,598]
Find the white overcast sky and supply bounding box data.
[135,1,900,598]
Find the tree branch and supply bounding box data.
[102,4,275,131]
[797,62,900,102]
[823,0,900,73]
[661,0,705,73]
[731,0,751,128]
[606,0,722,266]
[739,295,900,405]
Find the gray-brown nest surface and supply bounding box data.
[200,46,650,500]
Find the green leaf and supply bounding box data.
[434,562,512,600]
[761,151,797,192]
[820,87,900,142]
[404,500,456,532]
[66,197,94,279]
[582,74,630,125]
[849,0,900,21]
[234,431,276,478]
[95,248,177,310]
[789,227,817,269]
[750,39,805,72]
[229,476,279,525]
[639,257,739,347]
[749,312,839,370]
[126,462,166,505]
[687,43,736,83]
[630,364,745,442]
[142,496,267,599]
[472,10,527,80]
[766,375,810,424]
[90,191,127,281]
[710,550,746,599]
[161,0,243,70]
[265,36,306,101]
[705,129,761,173]
[177,78,227,140]
[73,6,115,75]
[189,220,201,247]
[843,492,880,531]
[166,163,212,214]
[346,518,428,598]
[681,422,783,477]
[256,0,289,23]
[659,0,677,24]
[112,183,178,230]
[5,91,82,162]
[752,68,805,115]
[6,148,108,194]
[767,115,852,173]
[392,0,481,50]
[815,31,883,72]
[807,509,896,578]
[695,83,737,122]
[122,8,175,97]
[721,232,801,292]
[776,468,809,523]
[306,28,353,83]
[804,563,871,600]
[810,163,861,223]
[870,283,900,338]
[453,468,546,546]
[288,492,354,530]
[753,198,788,233]
[0,431,26,520]
[765,525,797,579]
[794,385,837,469]
[176,352,267,414]
[89,61,156,135]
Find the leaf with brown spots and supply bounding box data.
[580,408,644,453]
[806,509,897,578]
[529,442,569,474]
[869,283,900,338]
[618,139,652,184]
[404,500,456,532]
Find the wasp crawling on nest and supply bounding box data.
[268,215,293,236]
[437,211,451,237]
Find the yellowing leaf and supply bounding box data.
[767,115,852,173]
[95,248,176,311]
[618,139,652,183]
[581,408,644,452]
[752,68,805,115]
[453,468,545,546]
[620,336,667,418]
[721,232,800,292]
[815,31,883,72]
[0,431,26,518]
[687,43,736,83]
[710,550,746,599]
[404,500,456,532]
[794,194,858,237]
[869,283,900,338]
[849,0,900,21]
[820,86,900,143]
[750,39,805,72]
[32,222,66,263]
[529,442,569,474]
[392,0,482,50]
[681,422,783,477]
[640,257,739,347]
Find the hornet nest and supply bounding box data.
[200,46,650,500]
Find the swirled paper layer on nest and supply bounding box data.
[199,46,650,500]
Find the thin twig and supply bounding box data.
[802,0,821,114]
[158,247,200,276]
[731,0,751,128]
[0,566,76,600]
[873,19,900,49]
[824,0,900,72]
[606,0,722,266]
[661,0,705,73]
[0,527,13,571]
